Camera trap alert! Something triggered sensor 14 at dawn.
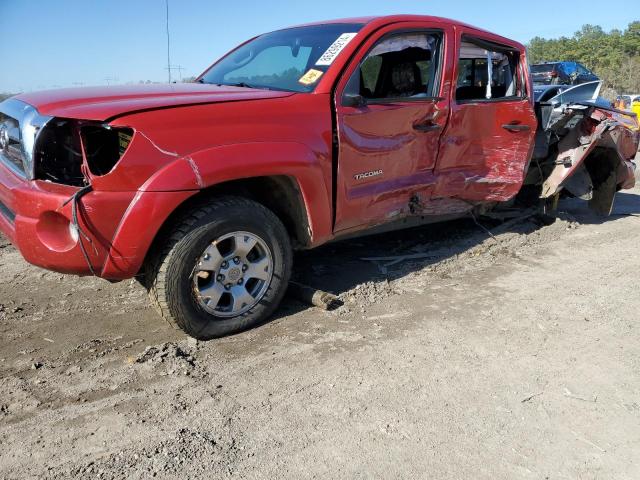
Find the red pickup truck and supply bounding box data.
[0,15,637,339]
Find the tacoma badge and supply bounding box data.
[354,169,383,181]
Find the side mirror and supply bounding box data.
[342,93,367,108]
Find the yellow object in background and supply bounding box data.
[632,100,640,125]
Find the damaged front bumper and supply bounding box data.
[0,159,196,280]
[0,97,199,280]
[0,160,136,276]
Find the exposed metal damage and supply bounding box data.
[185,156,204,188]
[520,81,638,215]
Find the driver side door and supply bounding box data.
[333,23,452,233]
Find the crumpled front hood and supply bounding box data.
[15,83,295,122]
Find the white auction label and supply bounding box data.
[315,33,358,66]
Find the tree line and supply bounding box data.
[528,22,640,95]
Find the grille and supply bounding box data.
[0,112,25,175]
[0,99,52,179]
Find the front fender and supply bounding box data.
[102,142,333,278]
[101,190,196,279]
[140,142,333,245]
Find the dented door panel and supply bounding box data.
[435,99,537,201]
[432,27,537,203]
[333,21,455,233]
[335,100,446,231]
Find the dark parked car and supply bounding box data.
[531,61,599,85]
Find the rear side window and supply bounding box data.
[561,62,578,75]
[456,37,523,102]
[576,63,590,75]
[531,64,556,73]
[344,31,443,101]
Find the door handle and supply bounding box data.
[413,122,442,132]
[502,123,531,132]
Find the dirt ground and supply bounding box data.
[1,185,640,479]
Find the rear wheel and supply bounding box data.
[146,196,292,340]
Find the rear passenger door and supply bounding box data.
[434,32,537,203]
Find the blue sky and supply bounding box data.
[1,0,637,92]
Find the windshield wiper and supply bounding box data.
[197,80,285,91]
[217,82,273,91]
[224,82,258,89]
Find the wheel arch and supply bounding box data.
[101,174,317,280]
[151,175,313,251]
[102,141,334,279]
[141,141,334,242]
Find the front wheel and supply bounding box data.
[146,196,292,340]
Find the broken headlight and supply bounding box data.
[80,125,133,176]
[34,120,133,186]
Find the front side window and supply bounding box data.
[199,23,363,93]
[344,32,442,101]
[456,38,523,102]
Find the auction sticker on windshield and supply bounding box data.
[316,33,358,66]
[299,69,324,86]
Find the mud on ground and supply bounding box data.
[1,188,640,479]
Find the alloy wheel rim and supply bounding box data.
[192,231,273,318]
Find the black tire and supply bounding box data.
[145,196,292,340]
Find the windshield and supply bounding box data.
[199,23,364,93]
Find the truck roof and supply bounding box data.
[294,14,480,29]
[289,14,525,51]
